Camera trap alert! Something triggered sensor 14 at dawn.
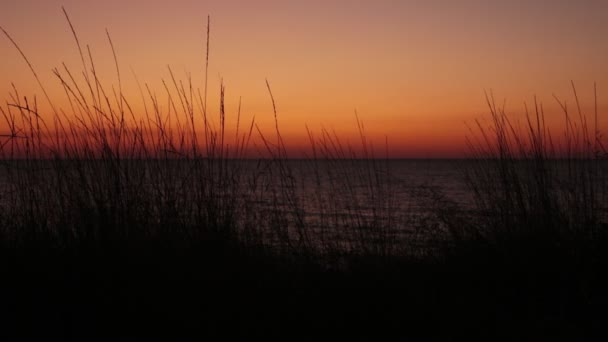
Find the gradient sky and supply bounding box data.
[1,0,607,157]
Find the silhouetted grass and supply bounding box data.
[420,87,608,339]
[1,9,607,340]
[440,87,608,256]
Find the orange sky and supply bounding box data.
[1,0,607,157]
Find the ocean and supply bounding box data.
[1,158,606,250]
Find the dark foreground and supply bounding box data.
[2,232,608,341]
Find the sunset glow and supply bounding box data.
[1,0,607,157]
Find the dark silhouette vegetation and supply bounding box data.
[1,10,607,340]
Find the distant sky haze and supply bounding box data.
[1,0,607,157]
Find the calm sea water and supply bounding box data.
[0,158,469,208]
[1,158,607,251]
[284,159,473,217]
[1,158,605,224]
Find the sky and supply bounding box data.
[1,0,607,157]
